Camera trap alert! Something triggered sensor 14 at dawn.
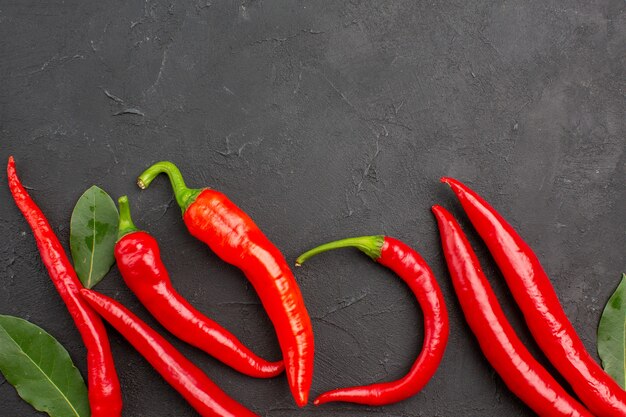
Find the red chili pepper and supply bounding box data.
[137,161,314,406]
[295,235,449,406]
[114,195,284,378]
[80,289,259,417]
[432,205,593,417]
[442,177,626,416]
[6,157,122,417]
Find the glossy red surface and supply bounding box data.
[81,289,259,417]
[115,230,284,377]
[184,189,314,407]
[433,205,593,417]
[7,157,122,417]
[314,236,449,406]
[443,177,626,416]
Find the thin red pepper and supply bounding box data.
[137,161,314,406]
[442,177,626,416]
[6,156,122,417]
[114,195,284,378]
[295,235,449,406]
[433,205,593,417]
[80,289,259,417]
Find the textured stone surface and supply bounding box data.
[0,0,624,415]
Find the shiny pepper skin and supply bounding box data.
[442,177,626,417]
[81,289,259,417]
[137,161,314,406]
[7,157,122,417]
[114,196,284,378]
[183,189,314,405]
[433,205,593,417]
[297,235,449,406]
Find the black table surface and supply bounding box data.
[1,1,624,416]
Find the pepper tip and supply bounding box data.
[136,178,147,189]
[7,156,16,172]
[440,177,465,193]
[313,394,330,406]
[294,391,309,407]
[431,204,445,216]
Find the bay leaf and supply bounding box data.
[70,186,118,288]
[598,273,626,389]
[0,315,89,417]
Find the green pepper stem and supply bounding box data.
[136,161,203,214]
[117,196,139,240]
[295,235,385,265]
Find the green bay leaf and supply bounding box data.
[0,315,90,417]
[598,273,626,389]
[70,186,118,288]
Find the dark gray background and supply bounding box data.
[1,0,624,416]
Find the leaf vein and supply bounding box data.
[3,329,81,417]
[87,191,97,288]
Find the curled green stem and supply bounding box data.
[137,161,203,214]
[117,196,139,240]
[296,235,385,265]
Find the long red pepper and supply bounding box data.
[296,236,449,406]
[6,156,122,417]
[442,177,626,416]
[137,161,314,406]
[80,289,259,417]
[433,205,593,417]
[114,195,284,378]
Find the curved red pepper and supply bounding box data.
[114,196,284,378]
[296,235,449,406]
[137,161,314,406]
[7,157,122,417]
[442,177,626,416]
[433,205,593,417]
[80,289,259,417]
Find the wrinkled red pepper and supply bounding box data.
[137,161,314,406]
[7,157,122,417]
[114,195,284,378]
[442,177,626,416]
[296,235,449,406]
[433,205,593,417]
